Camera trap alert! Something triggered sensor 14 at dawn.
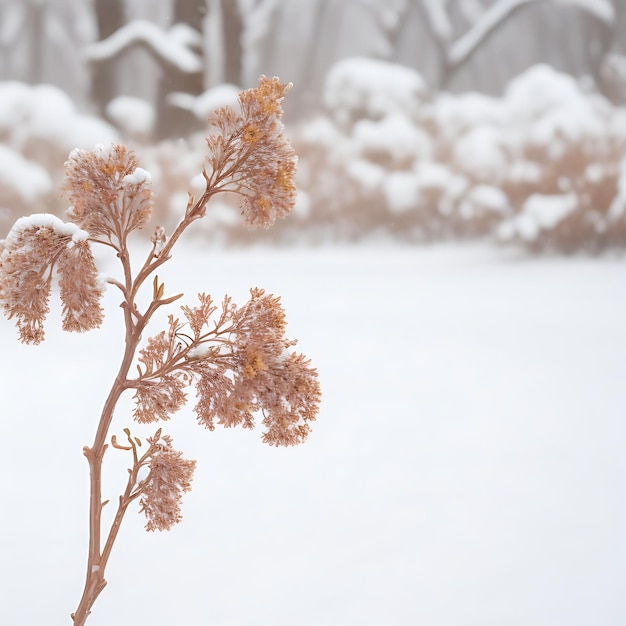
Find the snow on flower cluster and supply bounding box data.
[0,141,158,345]
[64,143,154,242]
[293,58,626,251]
[0,213,103,344]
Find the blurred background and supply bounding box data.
[2,0,626,250]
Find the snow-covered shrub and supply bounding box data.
[496,65,626,251]
[106,96,155,141]
[422,64,626,249]
[293,58,437,241]
[0,144,53,233]
[498,193,579,247]
[294,58,626,250]
[323,56,429,128]
[4,60,626,250]
[0,82,243,244]
[0,82,118,228]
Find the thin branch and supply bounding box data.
[447,0,540,68]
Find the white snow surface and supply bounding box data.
[2,213,88,247]
[1,244,625,626]
[523,193,579,228]
[383,171,422,214]
[353,113,432,163]
[122,167,152,186]
[345,158,385,192]
[0,145,52,204]
[609,157,626,220]
[513,193,579,241]
[453,126,507,181]
[324,57,428,123]
[460,184,510,219]
[0,81,118,155]
[106,96,155,137]
[467,184,509,213]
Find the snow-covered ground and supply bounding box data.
[1,242,625,625]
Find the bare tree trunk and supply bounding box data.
[441,0,542,89]
[202,0,242,86]
[417,0,616,94]
[92,0,125,113]
[157,0,205,138]
[413,0,448,90]
[295,0,332,114]
[204,0,224,87]
[222,0,243,85]
[27,1,46,84]
[582,7,615,90]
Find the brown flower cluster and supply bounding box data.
[0,214,104,344]
[198,288,320,446]
[131,288,320,446]
[64,143,153,243]
[206,75,297,228]
[132,315,191,423]
[138,433,196,532]
[133,375,188,424]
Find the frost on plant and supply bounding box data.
[139,432,197,532]
[0,76,320,626]
[63,143,154,241]
[205,75,297,228]
[0,214,103,344]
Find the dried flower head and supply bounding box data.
[64,143,153,242]
[130,316,191,423]
[0,214,104,344]
[192,362,237,431]
[139,433,196,532]
[259,351,322,446]
[206,75,297,228]
[132,376,188,424]
[57,242,106,334]
[190,288,321,445]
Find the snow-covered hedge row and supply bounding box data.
[294,58,626,251]
[3,62,626,251]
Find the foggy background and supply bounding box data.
[2,0,626,249]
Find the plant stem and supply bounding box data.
[71,343,140,623]
[71,245,147,625]
[71,188,215,625]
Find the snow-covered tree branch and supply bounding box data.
[423,0,615,84]
[85,19,203,73]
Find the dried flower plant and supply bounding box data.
[0,76,320,626]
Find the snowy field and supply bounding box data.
[1,242,626,625]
